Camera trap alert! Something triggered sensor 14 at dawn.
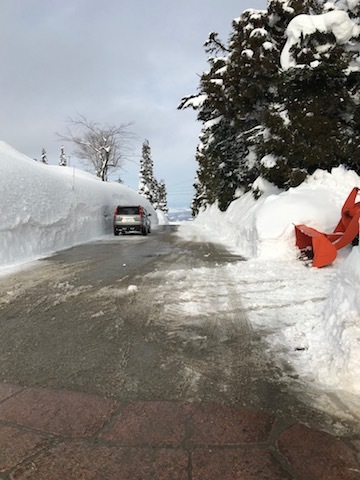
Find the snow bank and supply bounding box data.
[156,209,170,225]
[0,141,158,269]
[313,245,360,393]
[195,167,360,262]
[181,167,360,396]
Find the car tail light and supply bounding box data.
[139,206,143,217]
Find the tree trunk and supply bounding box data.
[100,149,110,181]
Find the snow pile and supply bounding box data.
[313,245,360,393]
[178,167,360,395]
[0,141,158,270]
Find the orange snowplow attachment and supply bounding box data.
[295,225,338,268]
[295,187,360,268]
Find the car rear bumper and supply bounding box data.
[114,224,142,233]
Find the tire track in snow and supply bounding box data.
[135,244,260,403]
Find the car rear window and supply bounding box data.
[116,206,140,215]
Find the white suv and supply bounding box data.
[113,205,151,236]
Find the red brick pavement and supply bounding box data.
[0,382,359,479]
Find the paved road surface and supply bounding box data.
[1,226,360,478]
[0,225,357,433]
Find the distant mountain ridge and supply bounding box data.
[168,208,192,223]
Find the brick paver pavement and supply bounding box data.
[0,382,359,479]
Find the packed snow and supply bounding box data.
[1,142,360,403]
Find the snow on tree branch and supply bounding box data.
[281,10,360,69]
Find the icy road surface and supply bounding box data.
[0,226,358,435]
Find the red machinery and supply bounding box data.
[295,187,360,268]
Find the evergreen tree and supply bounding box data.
[180,0,360,210]
[180,9,280,213]
[223,9,280,196]
[59,146,67,166]
[138,139,169,210]
[157,180,169,213]
[41,148,48,164]
[138,139,157,204]
[259,1,360,187]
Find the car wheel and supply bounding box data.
[114,229,119,236]
[142,227,148,236]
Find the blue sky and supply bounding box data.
[0,0,266,207]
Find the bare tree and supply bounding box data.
[58,115,134,181]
